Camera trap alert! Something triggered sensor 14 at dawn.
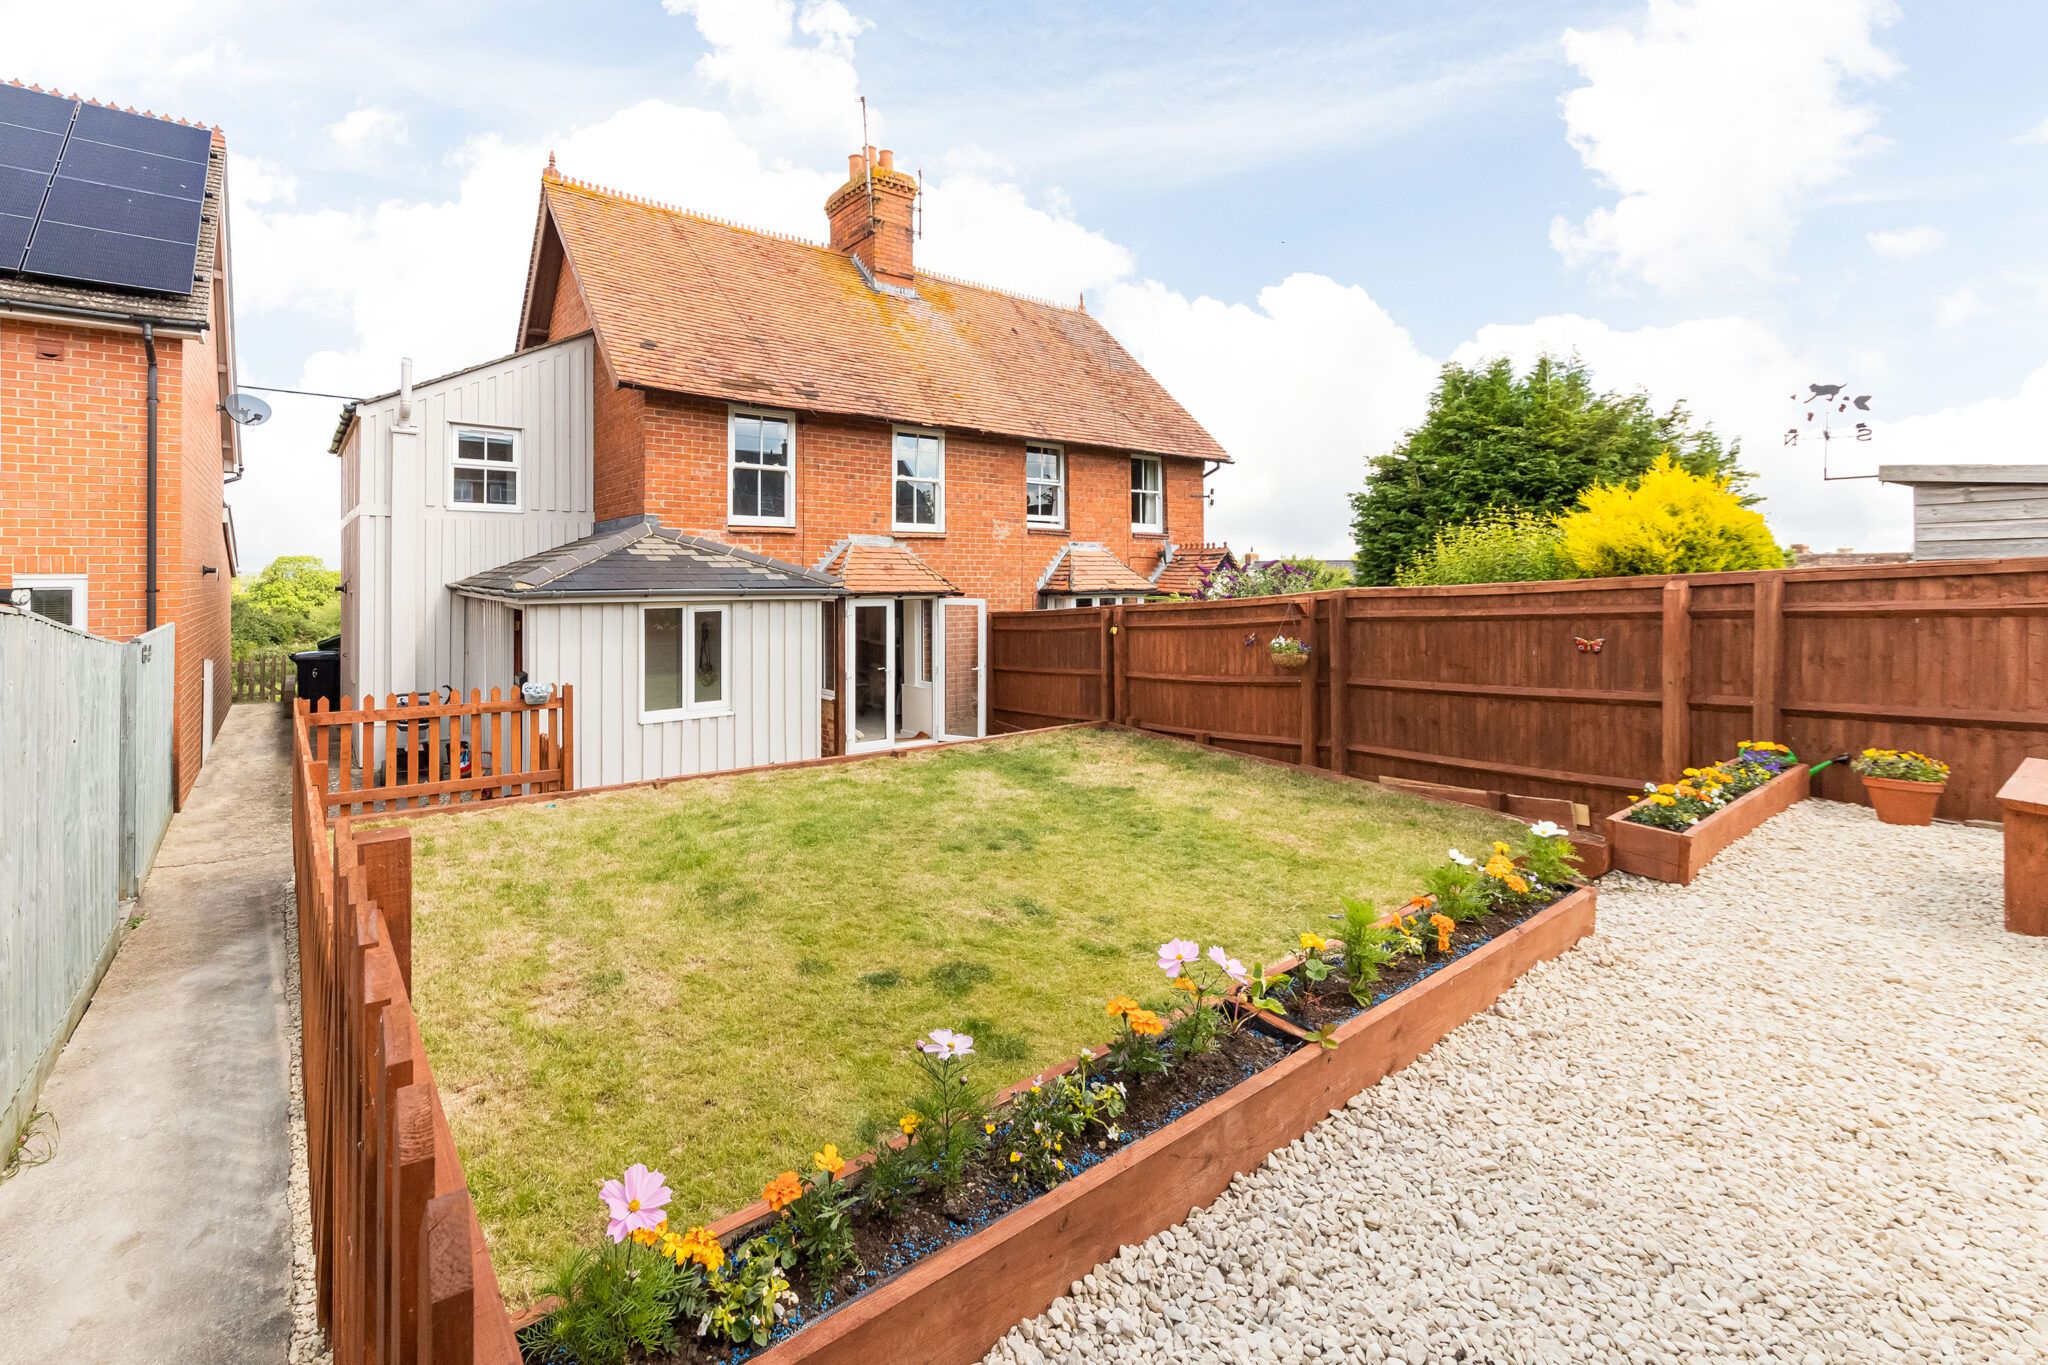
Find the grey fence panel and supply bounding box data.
[120,624,175,896]
[0,609,161,1155]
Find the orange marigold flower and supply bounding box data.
[1503,874,1530,895]
[1104,995,1141,1019]
[1127,1008,1165,1037]
[813,1144,846,1178]
[1429,912,1454,952]
[1171,975,1198,995]
[762,1171,804,1212]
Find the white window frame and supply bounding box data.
[1025,442,1065,528]
[727,404,797,528]
[639,603,733,722]
[448,425,522,512]
[892,425,946,533]
[1130,454,1164,534]
[14,573,88,630]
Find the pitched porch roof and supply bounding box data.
[1037,543,1156,596]
[1150,542,1237,597]
[449,521,842,601]
[814,536,958,596]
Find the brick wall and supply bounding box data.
[629,391,1201,611]
[0,317,228,805]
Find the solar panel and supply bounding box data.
[3,97,214,296]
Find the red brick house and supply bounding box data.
[0,83,240,803]
[336,145,1227,779]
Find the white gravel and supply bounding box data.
[983,800,2048,1365]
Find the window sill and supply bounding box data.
[891,527,946,537]
[640,706,734,724]
[728,522,798,534]
[449,503,525,515]
[1025,523,1069,536]
[1131,528,1167,539]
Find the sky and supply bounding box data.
[11,0,2048,571]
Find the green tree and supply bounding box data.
[231,554,340,658]
[1393,509,1568,586]
[1555,456,1785,578]
[1349,355,1746,585]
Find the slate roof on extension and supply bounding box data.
[520,172,1230,464]
[449,522,843,600]
[0,82,223,330]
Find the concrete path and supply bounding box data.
[0,704,295,1364]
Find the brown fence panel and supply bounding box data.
[988,558,2048,823]
[234,650,297,702]
[989,609,1108,730]
[302,687,574,819]
[292,708,520,1364]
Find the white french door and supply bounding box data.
[846,597,896,752]
[934,597,987,741]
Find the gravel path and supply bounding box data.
[984,800,2048,1365]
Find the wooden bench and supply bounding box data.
[1996,759,2048,936]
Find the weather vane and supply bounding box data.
[1785,382,1878,481]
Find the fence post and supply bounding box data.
[358,827,415,993]
[1111,607,1129,726]
[559,685,576,792]
[1326,593,1350,776]
[1751,574,1783,741]
[1097,611,1113,721]
[1660,581,1693,775]
[418,1193,477,1364]
[1298,599,1318,768]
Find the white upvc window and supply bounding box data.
[450,426,520,509]
[729,407,795,526]
[641,603,730,719]
[14,573,88,630]
[1130,455,1164,534]
[1025,443,1065,527]
[893,426,944,531]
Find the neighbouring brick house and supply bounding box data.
[336,145,1228,784]
[0,82,241,804]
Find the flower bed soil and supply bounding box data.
[641,1028,1290,1365]
[1606,764,1810,886]
[547,883,1597,1365]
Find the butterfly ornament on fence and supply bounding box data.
[1575,637,1605,655]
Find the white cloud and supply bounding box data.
[1879,360,2048,469]
[2011,116,2048,146]
[1451,313,1911,550]
[1550,0,1901,293]
[1099,274,1440,559]
[661,0,869,146]
[326,106,410,159]
[918,173,1133,302]
[1865,225,1943,260]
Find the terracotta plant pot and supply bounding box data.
[1863,774,1944,826]
[1606,764,1810,886]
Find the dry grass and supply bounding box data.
[402,728,1519,1302]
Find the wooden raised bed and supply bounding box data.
[727,884,1597,1365]
[1605,764,1810,885]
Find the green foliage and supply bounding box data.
[1850,748,1949,783]
[698,1235,795,1348]
[231,554,340,659]
[1195,556,1343,600]
[1394,508,1569,586]
[997,1054,1127,1191]
[1554,456,1785,578]
[1350,355,1746,585]
[1102,1008,1170,1080]
[1165,996,1222,1061]
[903,1048,988,1196]
[851,1117,923,1219]
[523,1241,682,1365]
[1421,862,1490,923]
[784,1169,859,1290]
[1515,828,1583,888]
[1337,897,1403,1005]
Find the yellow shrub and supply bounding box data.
[1555,456,1785,579]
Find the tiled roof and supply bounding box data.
[0,82,223,329]
[815,537,959,595]
[1040,543,1155,595]
[1151,543,1237,597]
[450,521,842,599]
[523,173,1229,463]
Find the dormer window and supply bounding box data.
[451,427,519,508]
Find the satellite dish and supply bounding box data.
[222,392,273,427]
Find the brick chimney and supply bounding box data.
[826,146,918,290]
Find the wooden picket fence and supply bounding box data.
[234,649,297,702]
[302,688,574,819]
[292,708,520,1364]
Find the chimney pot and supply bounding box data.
[879,149,894,170]
[847,152,864,178]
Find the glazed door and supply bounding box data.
[848,598,895,752]
[934,597,986,741]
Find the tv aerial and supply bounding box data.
[1784,382,1876,481]
[221,391,273,427]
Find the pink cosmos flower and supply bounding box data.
[917,1027,974,1059]
[1157,938,1200,977]
[599,1163,672,1243]
[1207,945,1248,985]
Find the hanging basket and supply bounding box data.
[1271,649,1311,670]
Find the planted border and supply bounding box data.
[1606,763,1810,885]
[733,884,1594,1365]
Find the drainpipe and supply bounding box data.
[144,322,159,631]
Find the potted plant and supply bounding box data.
[1606,741,1809,884]
[1851,748,1949,825]
[1268,635,1310,670]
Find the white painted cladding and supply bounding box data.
[526,597,827,787]
[338,336,596,702]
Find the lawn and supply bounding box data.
[403,728,1521,1302]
